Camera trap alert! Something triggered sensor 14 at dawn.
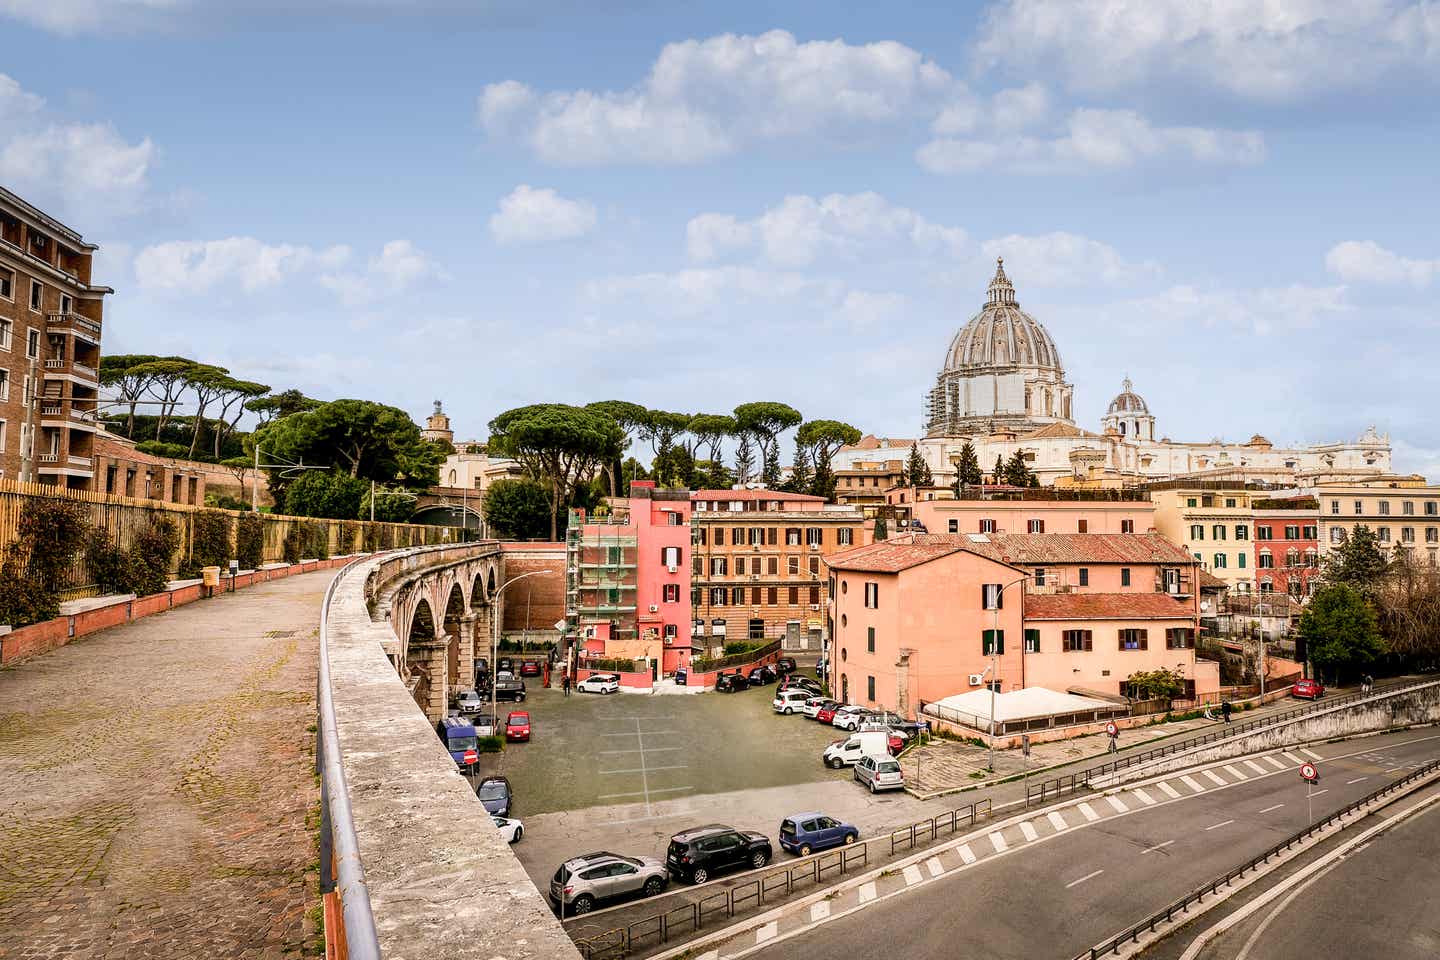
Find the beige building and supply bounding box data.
[1302,476,1440,566]
[1149,483,1260,593]
[906,490,1155,537]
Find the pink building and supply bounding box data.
[905,492,1155,537]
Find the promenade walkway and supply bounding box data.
[0,572,329,959]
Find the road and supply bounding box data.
[736,728,1439,960]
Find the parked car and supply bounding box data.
[803,697,838,719]
[823,731,891,768]
[492,815,524,844]
[519,660,543,678]
[1292,678,1325,700]
[674,667,689,686]
[776,656,798,675]
[476,776,513,816]
[779,813,859,856]
[780,676,822,696]
[453,688,484,716]
[815,656,829,680]
[716,672,750,693]
[747,665,777,686]
[854,754,905,793]
[666,825,772,885]
[491,679,527,703]
[815,702,841,724]
[831,706,875,731]
[577,673,620,695]
[505,711,531,742]
[550,851,668,915]
[472,712,498,737]
[475,658,490,677]
[497,657,514,673]
[772,689,811,715]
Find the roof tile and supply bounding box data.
[1024,593,1197,620]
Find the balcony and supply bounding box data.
[38,400,100,432]
[41,353,100,386]
[46,312,102,345]
[35,452,94,478]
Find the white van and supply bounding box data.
[822,730,890,768]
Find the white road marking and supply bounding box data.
[1106,795,1129,813]
[1311,789,1330,798]
[810,901,831,922]
[1020,821,1039,842]
[756,921,777,943]
[1264,756,1287,770]
[1181,775,1206,793]
[1347,777,1368,784]
[926,857,944,877]
[596,785,691,800]
[858,881,877,903]
[1047,811,1069,832]
[1282,751,1303,764]
[1141,840,1175,854]
[990,831,1009,853]
[1078,802,1100,822]
[1133,788,1157,806]
[1223,764,1249,780]
[598,746,684,755]
[958,843,977,864]
[1302,748,1323,760]
[1065,869,1104,889]
[598,764,689,775]
[903,864,923,886]
[1204,770,1229,786]
[1157,782,1182,799]
[1244,760,1269,775]
[1206,819,1236,831]
[1385,767,1403,774]
[1259,803,1284,813]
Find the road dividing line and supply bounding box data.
[903,864,923,886]
[1205,819,1236,831]
[1311,788,1330,798]
[1302,748,1323,760]
[1264,755,1287,770]
[755,921,777,944]
[858,881,877,904]
[1181,775,1206,793]
[1385,767,1403,774]
[1106,795,1129,813]
[958,843,978,864]
[1157,781,1182,799]
[989,831,1009,853]
[1141,840,1175,854]
[1282,751,1303,763]
[1347,777,1368,784]
[810,901,831,922]
[1047,811,1069,832]
[1244,760,1269,775]
[926,857,944,877]
[1020,821,1039,842]
[1078,802,1101,822]
[1204,770,1229,786]
[1065,869,1104,889]
[1223,764,1249,780]
[1259,803,1284,813]
[1132,788,1157,806]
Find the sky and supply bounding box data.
[2,0,1438,472]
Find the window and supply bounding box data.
[0,268,12,300]
[1190,524,1205,540]
[806,528,822,547]
[788,586,798,603]
[808,585,819,605]
[1024,629,1040,654]
[1284,525,1299,540]
[1033,567,1046,586]
[749,618,765,640]
[1120,519,1135,534]
[1120,568,1131,587]
[1256,526,1272,540]
[711,557,727,576]
[1237,553,1247,569]
[1427,528,1438,544]
[0,318,9,350]
[1286,549,1300,567]
[863,582,878,608]
[1354,500,1364,515]
[1402,527,1415,543]
[867,626,875,653]
[1258,552,1273,569]
[786,528,801,546]
[768,527,778,545]
[867,676,876,702]
[0,420,5,454]
[1427,502,1438,517]
[1077,518,1088,533]
[735,557,746,575]
[980,518,996,533]
[787,556,799,575]
[767,556,778,575]
[837,528,853,546]
[981,583,1004,609]
[1186,498,1198,508]
[1165,628,1195,649]
[731,527,744,545]
[731,586,744,604]
[1235,525,1248,540]
[1303,525,1317,539]
[25,328,39,359]
[948,519,959,533]
[1212,524,1227,541]
[1119,628,1148,650]
[1028,519,1045,533]
[664,623,677,641]
[1074,568,1087,587]
[662,546,680,567]
[29,280,42,311]
[809,556,820,575]
[710,587,727,606]
[1404,501,1415,516]
[1330,528,1345,543]
[748,527,764,545]
[663,583,679,603]
[981,629,1005,655]
[1331,500,1340,515]
[1062,629,1093,652]
[1202,495,1214,507]
[0,368,7,402]
[1225,498,1236,508]
[1378,527,1391,543]
[696,526,708,546]
[1379,501,1391,516]
[1213,553,1227,569]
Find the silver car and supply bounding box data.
[853,754,905,793]
[549,851,668,915]
[454,689,484,715]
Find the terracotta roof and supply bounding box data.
[1020,422,1105,440]
[915,532,1194,565]
[841,435,917,452]
[1197,568,1229,591]
[690,489,825,502]
[823,536,973,573]
[1024,593,1197,620]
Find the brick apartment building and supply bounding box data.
[690,489,865,652]
[1251,498,1319,598]
[0,187,111,488]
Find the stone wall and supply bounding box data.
[499,542,566,639]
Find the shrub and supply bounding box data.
[282,525,304,564]
[283,471,367,520]
[477,735,505,753]
[723,640,763,656]
[129,515,180,597]
[585,658,637,673]
[84,527,131,594]
[0,499,89,626]
[337,524,357,555]
[359,488,416,523]
[235,513,264,569]
[185,509,233,576]
[363,523,381,552]
[135,440,190,460]
[305,521,330,560]
[205,492,249,511]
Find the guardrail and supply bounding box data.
[1027,676,1437,805]
[573,796,994,960]
[316,558,381,960]
[1073,757,1440,959]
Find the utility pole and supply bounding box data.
[252,443,261,511]
[987,574,1030,772]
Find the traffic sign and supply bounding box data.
[1300,762,1318,782]
[1022,734,1031,758]
[1105,722,1118,737]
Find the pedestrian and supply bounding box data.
[562,673,571,697]
[1221,699,1232,723]
[1364,673,1373,694]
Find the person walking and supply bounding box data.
[1221,699,1233,723]
[562,673,571,697]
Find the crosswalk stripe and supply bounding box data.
[1282,751,1303,764]
[756,921,778,943]
[926,857,944,877]
[990,831,1009,853]
[903,864,923,886]
[1302,748,1323,760]
[1244,760,1269,775]
[1020,821,1039,842]
[1106,795,1129,813]
[858,881,877,903]
[1180,775,1205,793]
[1264,755,1287,770]
[1157,781,1181,799]
[1078,802,1100,822]
[810,901,831,922]
[1223,764,1249,780]
[958,843,977,864]
[1204,770,1228,786]
[1132,788,1157,806]
[1048,811,1069,831]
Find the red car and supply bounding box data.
[519,660,543,678]
[816,704,840,724]
[1291,678,1325,700]
[505,711,531,741]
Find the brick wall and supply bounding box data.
[499,544,566,636]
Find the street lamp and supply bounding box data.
[489,570,553,728]
[986,574,1031,772]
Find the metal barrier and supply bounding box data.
[1027,676,1437,805]
[316,558,382,960]
[1073,757,1440,959]
[573,796,993,959]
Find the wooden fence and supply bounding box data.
[0,478,463,601]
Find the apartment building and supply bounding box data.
[0,187,111,488]
[1251,497,1320,598]
[690,488,864,651]
[833,458,905,513]
[1304,476,1440,567]
[1149,482,1259,593]
[906,489,1155,537]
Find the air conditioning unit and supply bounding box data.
[648,604,659,613]
[809,604,820,611]
[664,635,673,645]
[750,574,760,581]
[667,564,678,573]
[752,544,760,551]
[809,544,820,551]
[968,673,985,686]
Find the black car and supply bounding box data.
[497,657,514,673]
[491,678,527,702]
[716,672,749,693]
[747,665,777,686]
[776,656,798,675]
[674,667,688,686]
[666,824,772,884]
[477,776,512,816]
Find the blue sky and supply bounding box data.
[2,1,1437,472]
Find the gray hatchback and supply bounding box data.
[549,851,668,915]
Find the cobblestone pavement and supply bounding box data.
[0,573,328,959]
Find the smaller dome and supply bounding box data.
[1107,377,1149,415]
[1246,434,1273,449]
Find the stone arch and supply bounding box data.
[406,597,439,715]
[443,583,466,691]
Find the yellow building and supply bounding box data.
[1148,483,1259,593]
[1305,476,1440,566]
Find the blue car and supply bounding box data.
[778,812,859,857]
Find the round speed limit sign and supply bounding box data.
[1300,762,1318,782]
[1105,722,1118,737]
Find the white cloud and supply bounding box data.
[585,266,840,316]
[837,290,907,328]
[975,0,1440,101]
[0,73,43,117]
[686,192,967,267]
[134,237,351,294]
[478,30,953,165]
[0,0,185,34]
[488,184,597,245]
[1325,240,1438,287]
[319,239,445,306]
[980,232,1158,286]
[1119,283,1349,336]
[918,107,1265,174]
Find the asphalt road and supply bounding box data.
[744,728,1440,960]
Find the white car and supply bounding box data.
[802,696,834,719]
[831,706,873,731]
[492,815,524,843]
[576,673,620,695]
[772,689,811,715]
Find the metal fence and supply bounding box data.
[1026,676,1438,805]
[573,797,993,960]
[1073,758,1440,959]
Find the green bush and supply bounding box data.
[84,527,130,594]
[205,492,249,511]
[359,488,416,523]
[723,641,763,656]
[0,499,89,626]
[282,525,304,564]
[362,523,381,552]
[337,524,357,555]
[585,658,637,673]
[282,471,367,520]
[128,515,180,597]
[477,735,505,753]
[183,509,233,578]
[305,521,330,560]
[135,440,190,460]
[235,513,264,569]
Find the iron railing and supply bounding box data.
[1074,758,1440,959]
[1027,676,1438,805]
[317,557,381,960]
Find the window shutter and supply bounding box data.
[1119,631,1125,651]
[1139,629,1148,651]
[1084,631,1093,652]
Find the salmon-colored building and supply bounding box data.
[905,491,1155,537]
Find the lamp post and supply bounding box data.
[490,570,553,730]
[987,574,1031,772]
